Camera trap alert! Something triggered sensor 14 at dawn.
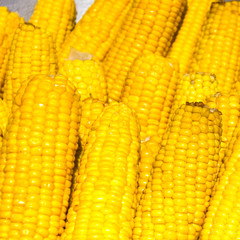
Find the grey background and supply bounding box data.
[0,0,94,22]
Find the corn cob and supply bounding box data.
[61,103,140,240]
[133,102,222,240]
[170,72,218,120]
[167,0,213,75]
[58,0,133,64]
[0,74,81,239]
[137,135,161,202]
[58,59,107,102]
[29,0,76,53]
[206,91,240,164]
[104,0,187,102]
[0,7,24,89]
[71,97,106,192]
[3,23,57,109]
[121,53,179,142]
[189,1,240,94]
[200,125,240,239]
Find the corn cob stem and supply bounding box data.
[0,74,81,240]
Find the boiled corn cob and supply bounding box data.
[200,125,240,239]
[206,91,240,164]
[121,53,179,142]
[170,72,218,120]
[167,0,213,75]
[3,23,57,109]
[29,0,76,53]
[61,103,140,240]
[104,0,187,102]
[0,7,24,89]
[58,0,133,64]
[189,1,240,94]
[58,58,107,102]
[133,102,222,240]
[0,74,81,239]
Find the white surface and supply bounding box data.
[0,0,94,22]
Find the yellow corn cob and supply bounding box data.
[71,97,106,192]
[58,0,133,64]
[29,0,76,53]
[167,0,213,75]
[0,99,9,135]
[170,72,218,120]
[189,1,240,94]
[58,58,107,102]
[133,102,222,240]
[61,103,140,240]
[206,91,240,163]
[137,135,161,202]
[200,126,240,239]
[3,23,57,109]
[0,74,80,239]
[104,0,187,102]
[0,7,24,89]
[121,53,179,142]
